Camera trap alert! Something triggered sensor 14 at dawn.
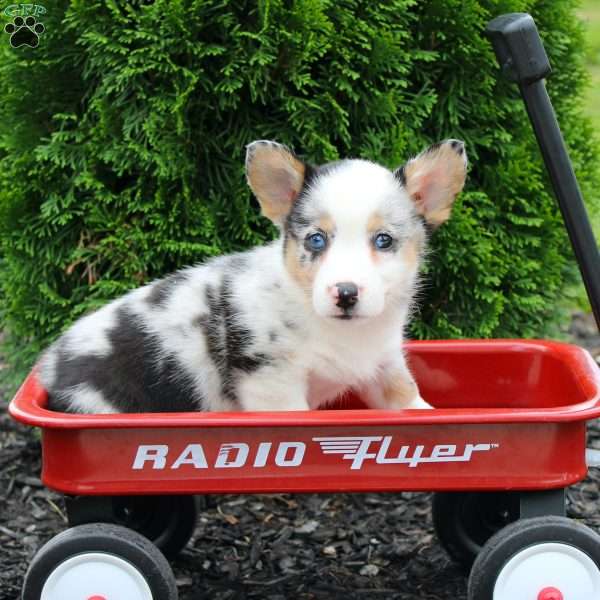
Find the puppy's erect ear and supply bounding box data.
[246,140,307,226]
[396,139,468,228]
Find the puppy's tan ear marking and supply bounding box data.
[397,139,468,228]
[245,140,306,226]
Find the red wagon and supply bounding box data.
[9,13,600,600]
[10,339,600,599]
[10,339,600,497]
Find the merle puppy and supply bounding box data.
[39,140,467,413]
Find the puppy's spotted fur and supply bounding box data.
[39,140,467,413]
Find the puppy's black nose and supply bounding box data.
[335,282,359,310]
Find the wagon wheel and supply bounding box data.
[432,491,519,570]
[65,494,198,559]
[468,516,600,600]
[21,523,178,600]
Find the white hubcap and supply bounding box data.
[41,552,153,600]
[493,542,600,600]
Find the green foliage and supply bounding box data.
[0,0,598,387]
[578,0,600,240]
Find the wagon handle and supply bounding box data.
[485,13,600,331]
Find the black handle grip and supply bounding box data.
[486,13,551,84]
[485,14,600,331]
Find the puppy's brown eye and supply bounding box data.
[374,233,393,250]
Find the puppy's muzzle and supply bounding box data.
[335,282,359,311]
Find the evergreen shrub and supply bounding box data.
[0,0,598,388]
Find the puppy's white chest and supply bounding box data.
[303,325,394,408]
[307,375,349,408]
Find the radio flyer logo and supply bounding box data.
[313,437,498,470]
[131,437,500,472]
[3,4,46,48]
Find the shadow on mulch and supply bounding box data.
[1,404,599,600]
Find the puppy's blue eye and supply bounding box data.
[374,233,393,250]
[305,232,327,252]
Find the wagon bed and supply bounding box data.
[10,339,600,496]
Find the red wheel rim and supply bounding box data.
[537,587,564,600]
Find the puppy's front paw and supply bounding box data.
[369,362,434,410]
[405,395,434,410]
[383,393,434,410]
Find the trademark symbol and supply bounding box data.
[490,443,500,449]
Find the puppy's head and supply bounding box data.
[246,139,467,321]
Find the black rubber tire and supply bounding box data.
[432,491,519,571]
[468,516,600,600]
[21,523,178,600]
[65,494,198,559]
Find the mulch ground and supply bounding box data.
[1,315,599,600]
